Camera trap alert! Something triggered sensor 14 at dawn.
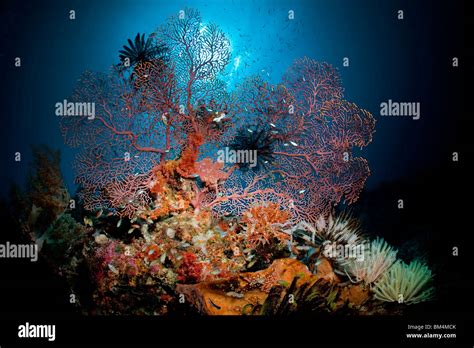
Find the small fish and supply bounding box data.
[269,123,276,128]
[106,212,114,217]
[226,291,244,299]
[131,224,140,229]
[213,112,226,123]
[161,113,168,125]
[282,98,286,103]
[96,209,103,218]
[271,130,279,134]
[283,143,289,146]
[127,228,135,234]
[247,128,253,133]
[117,219,122,228]
[208,298,221,310]
[247,259,257,268]
[108,264,119,274]
[299,189,306,194]
[290,141,298,147]
[83,217,93,227]
[302,76,306,82]
[134,155,140,158]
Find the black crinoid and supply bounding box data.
[118,33,168,70]
[228,124,278,172]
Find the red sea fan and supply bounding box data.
[104,173,152,218]
[59,8,375,224]
[204,57,376,224]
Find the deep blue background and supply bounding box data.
[0,1,471,341]
[0,0,464,196]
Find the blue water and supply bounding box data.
[0,0,459,196]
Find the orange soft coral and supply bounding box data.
[150,171,167,195]
[241,202,290,248]
[176,132,204,178]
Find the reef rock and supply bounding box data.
[176,258,339,315]
[338,284,370,307]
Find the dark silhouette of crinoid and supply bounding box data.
[228,125,278,172]
[118,33,168,70]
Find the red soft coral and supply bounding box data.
[177,252,202,283]
[194,158,231,186]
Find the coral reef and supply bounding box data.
[58,8,375,226]
[5,8,434,316]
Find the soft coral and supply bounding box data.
[177,252,202,283]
